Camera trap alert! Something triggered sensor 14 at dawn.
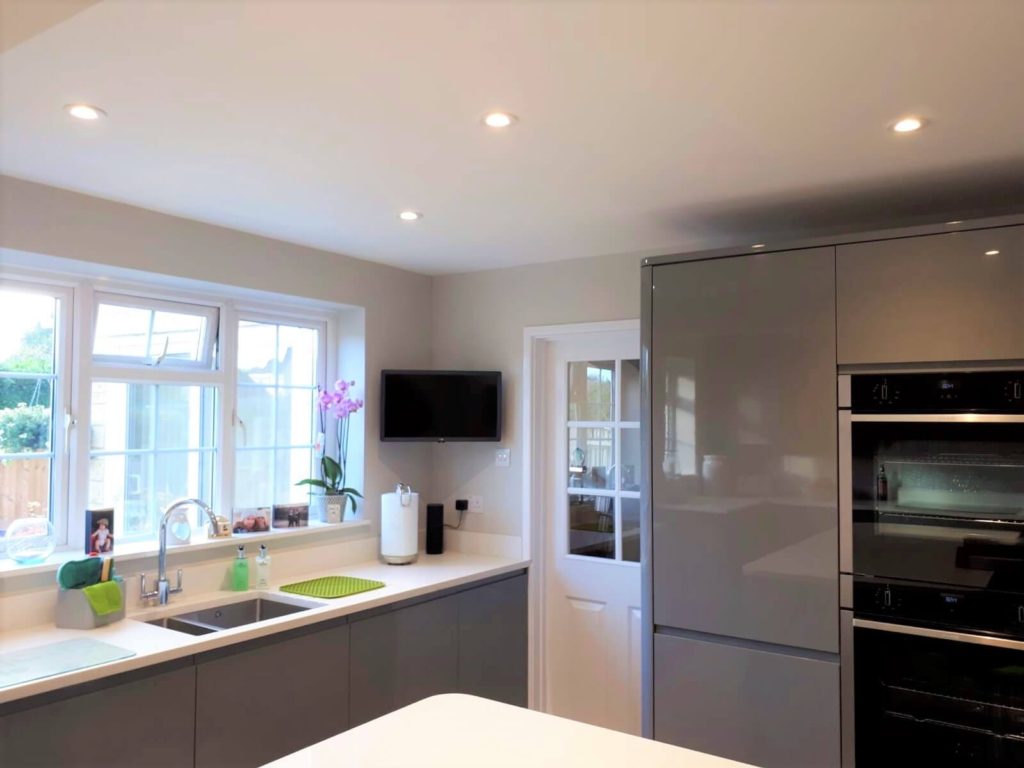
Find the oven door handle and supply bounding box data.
[853,617,1024,652]
[851,413,1024,423]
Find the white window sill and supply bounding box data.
[0,518,371,579]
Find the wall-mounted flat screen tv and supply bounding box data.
[380,370,502,442]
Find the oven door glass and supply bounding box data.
[855,624,1024,766]
[851,418,1024,590]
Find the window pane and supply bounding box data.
[569,427,614,490]
[237,385,275,447]
[621,497,641,562]
[278,325,317,387]
[569,494,615,559]
[277,388,314,446]
[622,359,641,422]
[238,321,276,384]
[620,427,641,492]
[235,449,273,509]
[0,457,51,533]
[0,390,53,454]
[89,383,216,540]
[276,448,313,505]
[150,310,206,362]
[568,360,614,421]
[93,301,211,365]
[93,304,150,358]
[0,289,57,375]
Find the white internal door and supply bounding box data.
[542,330,642,735]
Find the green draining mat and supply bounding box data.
[280,575,386,599]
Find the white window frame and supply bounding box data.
[0,277,74,546]
[1,264,350,558]
[92,291,220,371]
[229,307,330,511]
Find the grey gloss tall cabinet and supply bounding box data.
[642,247,840,768]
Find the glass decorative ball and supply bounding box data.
[5,516,57,564]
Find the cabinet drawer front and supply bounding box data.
[654,632,839,768]
[837,225,1024,364]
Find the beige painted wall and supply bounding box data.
[431,254,641,536]
[0,175,434,532]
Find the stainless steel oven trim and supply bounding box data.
[853,617,1024,652]
[838,410,852,573]
[840,610,854,768]
[851,413,1024,423]
[838,374,851,409]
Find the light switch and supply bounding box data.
[469,495,483,513]
[495,448,511,467]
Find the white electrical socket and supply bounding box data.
[469,495,483,513]
[495,448,511,467]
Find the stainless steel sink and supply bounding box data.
[147,597,316,635]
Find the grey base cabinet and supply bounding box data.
[349,593,460,726]
[458,573,528,706]
[195,622,350,768]
[0,662,196,768]
[653,632,840,768]
[0,571,527,768]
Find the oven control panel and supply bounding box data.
[854,576,1024,638]
[851,372,1024,413]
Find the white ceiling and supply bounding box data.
[2,0,1023,275]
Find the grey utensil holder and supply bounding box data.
[56,577,126,629]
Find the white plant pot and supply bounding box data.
[311,494,346,524]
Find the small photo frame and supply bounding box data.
[86,508,115,555]
[232,507,271,534]
[272,503,309,529]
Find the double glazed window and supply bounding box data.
[0,284,68,540]
[0,277,334,553]
[235,320,321,509]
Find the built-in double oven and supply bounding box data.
[839,371,1024,766]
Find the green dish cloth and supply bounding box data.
[81,581,122,616]
[56,558,102,589]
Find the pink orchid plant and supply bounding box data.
[297,379,364,514]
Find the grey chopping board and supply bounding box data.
[0,638,136,689]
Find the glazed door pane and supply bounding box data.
[651,247,838,652]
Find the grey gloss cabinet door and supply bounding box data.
[195,623,350,768]
[0,664,195,768]
[349,593,460,726]
[837,225,1024,364]
[651,247,838,652]
[653,632,840,767]
[458,573,528,706]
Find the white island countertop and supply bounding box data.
[264,694,757,768]
[0,553,528,705]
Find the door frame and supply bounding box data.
[521,318,640,712]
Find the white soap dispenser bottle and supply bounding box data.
[255,544,271,589]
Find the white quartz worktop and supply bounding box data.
[264,694,757,768]
[0,552,528,705]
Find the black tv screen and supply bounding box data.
[380,370,502,442]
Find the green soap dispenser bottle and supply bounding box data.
[232,545,249,591]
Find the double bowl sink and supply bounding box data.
[147,597,320,636]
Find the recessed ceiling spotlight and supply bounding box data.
[751,243,766,249]
[64,104,106,120]
[892,116,924,133]
[946,220,963,225]
[482,111,517,129]
[985,249,1000,256]
[398,210,422,222]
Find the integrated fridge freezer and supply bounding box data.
[641,247,841,768]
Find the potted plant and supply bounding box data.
[298,380,364,523]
